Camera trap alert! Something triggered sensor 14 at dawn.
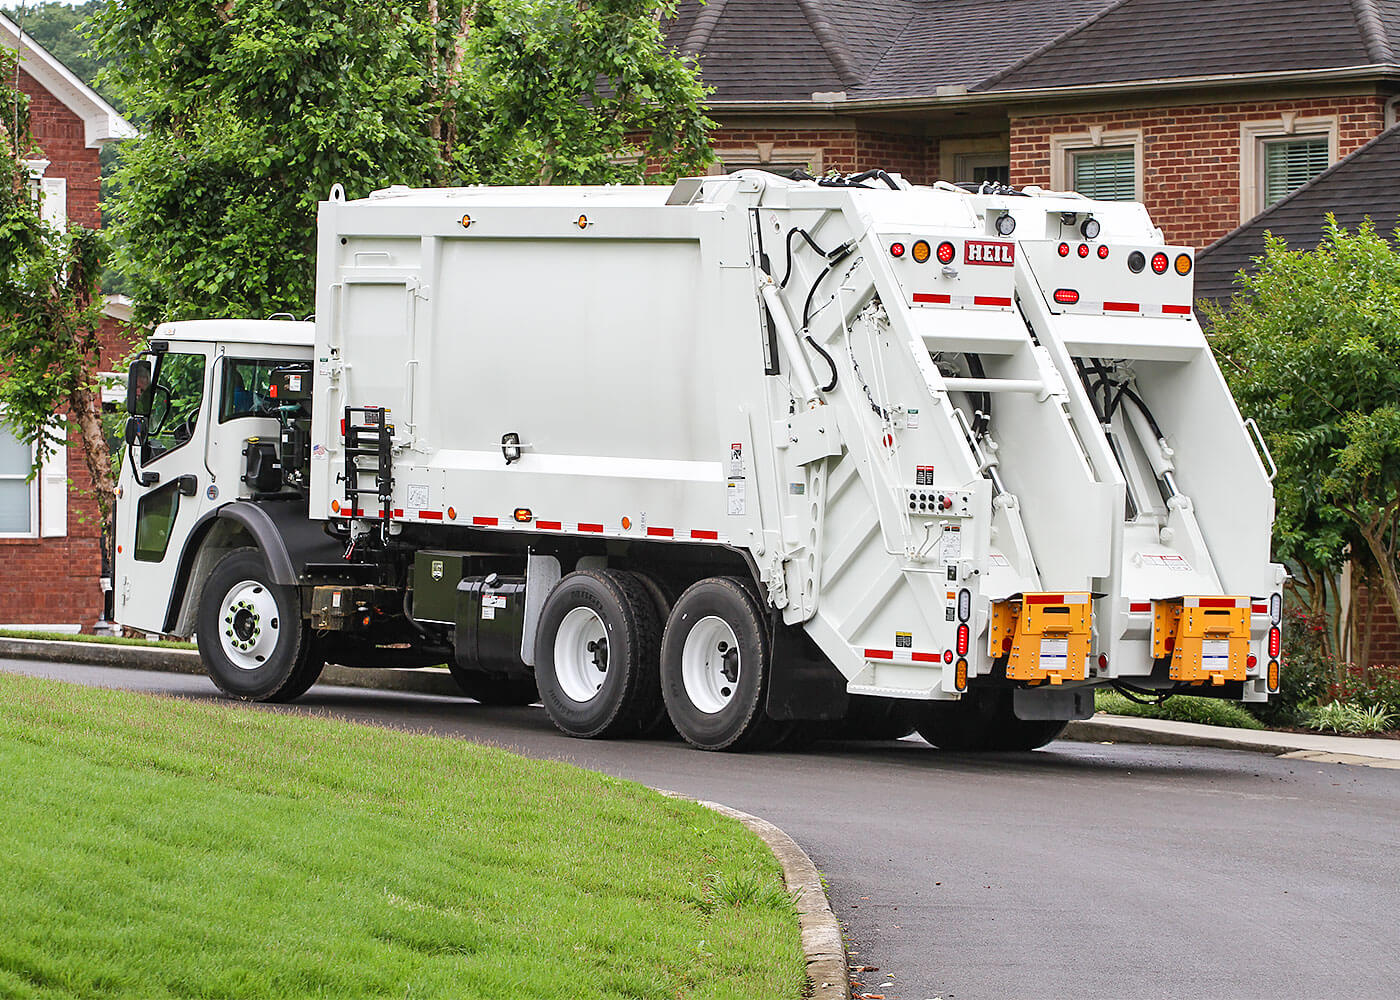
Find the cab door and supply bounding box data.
[113,345,213,634]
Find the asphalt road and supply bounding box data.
[5,658,1398,1000]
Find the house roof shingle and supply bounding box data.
[667,0,1399,104]
[1194,124,1400,305]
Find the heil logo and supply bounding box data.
[964,240,1015,266]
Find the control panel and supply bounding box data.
[905,488,973,517]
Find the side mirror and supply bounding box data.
[127,359,152,415]
[124,415,147,447]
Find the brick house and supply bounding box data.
[1,13,133,631]
[665,0,1400,250]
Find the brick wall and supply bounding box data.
[17,67,101,228]
[1352,586,1400,667]
[709,126,936,183]
[1009,95,1386,248]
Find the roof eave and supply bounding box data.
[705,64,1400,116]
[1,12,136,148]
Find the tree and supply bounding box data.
[0,47,113,537]
[1206,216,1400,663]
[90,0,712,327]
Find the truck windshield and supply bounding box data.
[146,352,206,459]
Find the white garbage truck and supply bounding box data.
[113,170,1283,751]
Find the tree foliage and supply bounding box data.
[1206,216,1400,658]
[89,0,712,326]
[0,46,112,522]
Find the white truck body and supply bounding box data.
[112,171,1283,750]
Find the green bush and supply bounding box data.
[1095,690,1265,730]
[1247,608,1335,727]
[1304,700,1396,734]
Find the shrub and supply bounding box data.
[1096,690,1265,730]
[1304,700,1396,734]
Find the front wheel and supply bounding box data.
[197,548,321,702]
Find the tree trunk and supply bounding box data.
[69,383,115,528]
[1358,518,1400,670]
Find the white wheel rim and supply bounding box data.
[218,579,281,670]
[682,616,740,714]
[554,606,609,703]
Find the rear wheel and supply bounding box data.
[915,689,1067,752]
[534,570,662,738]
[197,548,322,702]
[834,695,920,741]
[660,577,783,751]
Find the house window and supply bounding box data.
[954,152,1010,186]
[1239,116,1338,222]
[0,422,37,537]
[1049,129,1144,202]
[1261,135,1329,207]
[1071,148,1136,201]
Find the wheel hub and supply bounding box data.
[217,580,280,671]
[681,616,741,715]
[554,606,610,703]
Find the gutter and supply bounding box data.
[704,64,1400,117]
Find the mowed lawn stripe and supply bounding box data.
[0,673,805,999]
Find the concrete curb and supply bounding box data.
[1062,718,1300,756]
[662,792,849,1000]
[0,637,463,698]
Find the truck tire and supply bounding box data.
[197,548,322,702]
[915,690,1068,752]
[660,576,783,751]
[533,570,663,739]
[834,695,920,741]
[446,664,540,706]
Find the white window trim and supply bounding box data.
[710,145,824,176]
[0,419,39,540]
[1239,114,1339,222]
[0,412,68,540]
[1049,127,1144,201]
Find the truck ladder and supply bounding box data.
[341,405,394,521]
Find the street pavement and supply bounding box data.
[5,657,1398,1000]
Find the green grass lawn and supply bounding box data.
[0,628,196,650]
[0,674,805,999]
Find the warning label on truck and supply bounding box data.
[916,465,935,485]
[727,480,746,516]
[729,443,744,478]
[1039,637,1069,669]
[895,632,913,649]
[407,484,430,509]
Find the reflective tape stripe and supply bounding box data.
[472,516,497,526]
[1129,602,1152,613]
[1103,301,1140,312]
[647,527,675,537]
[1163,304,1192,315]
[1186,596,1249,608]
[863,648,944,663]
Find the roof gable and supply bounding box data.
[1,11,133,147]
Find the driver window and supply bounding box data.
[146,352,207,460]
[220,359,278,422]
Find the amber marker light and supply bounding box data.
[621,516,633,530]
[331,500,341,513]
[955,659,969,690]
[514,508,533,523]
[447,507,457,521]
[1175,253,1193,276]
[460,214,472,228]
[912,240,932,263]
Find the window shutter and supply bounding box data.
[1072,148,1136,201]
[1263,137,1329,207]
[40,177,67,228]
[40,419,67,538]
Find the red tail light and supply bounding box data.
[1077,243,1090,258]
[1057,242,1070,257]
[1151,252,1169,274]
[1054,288,1080,305]
[936,241,956,264]
[890,242,906,258]
[1268,627,1281,659]
[956,623,970,656]
[1097,244,1110,259]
